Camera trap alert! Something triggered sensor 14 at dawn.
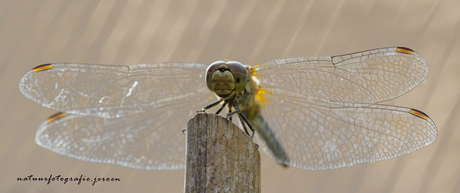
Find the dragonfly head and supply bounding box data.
[205,61,248,99]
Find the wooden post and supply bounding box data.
[184,113,261,193]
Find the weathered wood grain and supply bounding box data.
[184,113,261,193]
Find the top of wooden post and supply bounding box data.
[184,113,261,193]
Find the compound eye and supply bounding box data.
[225,61,246,76]
[205,61,226,91]
[225,61,247,93]
[206,61,225,74]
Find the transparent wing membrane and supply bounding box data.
[22,62,215,170]
[20,47,437,170]
[255,98,436,170]
[20,63,212,118]
[36,104,207,170]
[254,47,428,105]
[252,47,436,169]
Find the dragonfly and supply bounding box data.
[19,47,437,170]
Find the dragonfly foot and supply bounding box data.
[255,143,259,149]
[181,129,187,135]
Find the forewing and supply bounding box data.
[20,63,212,118]
[256,99,437,170]
[254,47,428,105]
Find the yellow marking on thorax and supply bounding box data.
[251,64,261,77]
[256,86,272,107]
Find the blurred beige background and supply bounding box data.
[1,0,459,192]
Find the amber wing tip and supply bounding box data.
[409,109,429,120]
[33,63,53,72]
[396,47,415,54]
[47,112,67,122]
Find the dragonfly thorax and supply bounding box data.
[205,61,248,99]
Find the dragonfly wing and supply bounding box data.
[35,106,208,170]
[20,63,212,118]
[254,47,428,105]
[255,97,437,170]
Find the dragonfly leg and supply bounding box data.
[215,101,228,115]
[238,111,255,139]
[201,99,224,112]
[232,100,255,140]
[226,101,239,118]
[227,102,234,122]
[238,113,251,136]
